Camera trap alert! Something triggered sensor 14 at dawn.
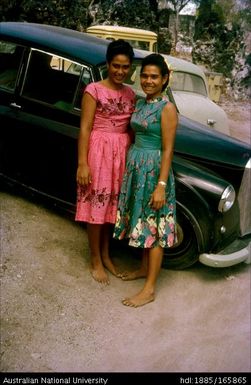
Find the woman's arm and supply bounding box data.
[150,102,178,210]
[128,91,137,143]
[76,92,97,186]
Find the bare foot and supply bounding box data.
[102,256,121,278]
[122,290,155,308]
[121,268,147,281]
[90,265,110,285]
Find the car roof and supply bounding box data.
[0,22,144,66]
[87,25,157,38]
[161,54,207,80]
[135,49,207,80]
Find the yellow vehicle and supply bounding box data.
[86,25,158,52]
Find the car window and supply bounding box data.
[171,71,207,97]
[105,37,150,51]
[0,41,24,91]
[125,40,150,51]
[67,64,93,109]
[21,49,93,111]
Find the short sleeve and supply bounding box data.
[84,82,98,100]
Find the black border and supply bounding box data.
[0,372,250,385]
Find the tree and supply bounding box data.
[87,0,159,32]
[166,0,191,49]
[193,0,224,40]
[0,0,24,21]
[0,0,92,30]
[193,0,250,99]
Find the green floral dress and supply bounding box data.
[113,96,177,248]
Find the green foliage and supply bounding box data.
[0,0,90,30]
[194,0,224,41]
[192,0,250,98]
[158,28,172,54]
[0,0,23,21]
[167,0,191,13]
[89,0,159,32]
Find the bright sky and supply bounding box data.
[180,2,197,15]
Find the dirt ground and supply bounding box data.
[0,98,250,376]
[218,97,250,144]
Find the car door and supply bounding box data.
[0,42,94,206]
[0,41,28,186]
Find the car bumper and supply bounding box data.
[199,239,251,268]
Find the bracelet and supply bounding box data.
[158,180,167,187]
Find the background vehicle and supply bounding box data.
[86,25,158,52]
[0,22,250,269]
[132,51,230,135]
[163,54,229,135]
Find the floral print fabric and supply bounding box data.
[113,97,177,248]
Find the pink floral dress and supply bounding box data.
[75,82,135,224]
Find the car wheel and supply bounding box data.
[162,208,199,270]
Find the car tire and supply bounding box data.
[162,208,199,270]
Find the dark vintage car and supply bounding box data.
[0,22,250,269]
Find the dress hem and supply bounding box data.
[75,219,116,225]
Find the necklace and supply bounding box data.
[146,96,162,103]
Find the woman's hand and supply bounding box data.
[76,164,92,186]
[77,92,96,187]
[149,185,166,210]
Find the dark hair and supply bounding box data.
[140,53,170,91]
[106,39,134,64]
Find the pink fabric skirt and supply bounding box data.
[75,130,130,224]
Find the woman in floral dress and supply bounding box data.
[76,40,135,284]
[114,54,178,307]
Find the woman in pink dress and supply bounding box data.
[76,40,135,284]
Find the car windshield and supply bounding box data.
[125,40,150,51]
[171,71,207,96]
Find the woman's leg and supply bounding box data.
[87,223,110,284]
[121,249,148,280]
[122,246,164,307]
[101,223,119,277]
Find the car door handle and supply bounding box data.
[207,118,216,126]
[10,102,22,109]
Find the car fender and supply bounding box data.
[175,184,213,253]
[173,156,239,253]
[173,155,229,208]
[172,91,230,135]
